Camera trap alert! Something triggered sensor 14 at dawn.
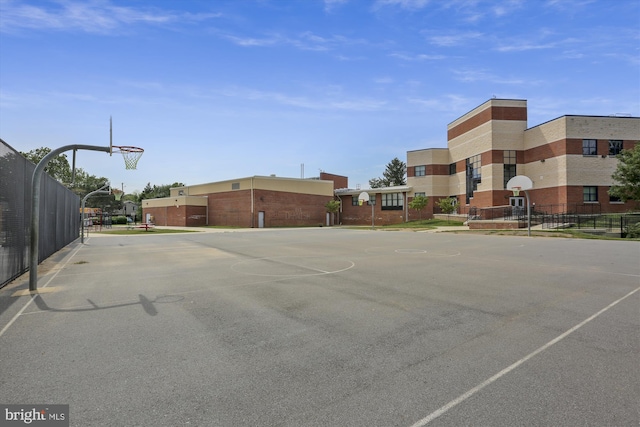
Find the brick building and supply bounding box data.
[406,98,639,219]
[142,173,347,227]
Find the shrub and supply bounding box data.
[625,222,640,238]
[112,216,129,225]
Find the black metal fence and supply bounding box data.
[1,139,80,288]
[542,213,640,236]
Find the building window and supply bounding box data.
[414,165,426,176]
[415,192,426,197]
[608,140,623,156]
[231,182,240,190]
[583,186,598,202]
[381,193,403,210]
[449,163,457,175]
[582,139,597,156]
[352,196,359,206]
[503,150,517,188]
[465,155,481,203]
[368,193,376,205]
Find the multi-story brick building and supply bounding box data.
[406,98,639,219]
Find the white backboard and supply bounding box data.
[506,175,533,191]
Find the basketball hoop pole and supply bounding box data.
[81,183,111,244]
[29,144,110,291]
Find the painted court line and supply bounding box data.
[0,240,85,339]
[409,285,640,427]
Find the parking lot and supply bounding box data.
[1,228,638,426]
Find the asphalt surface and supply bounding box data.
[1,228,638,426]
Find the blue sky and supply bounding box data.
[1,0,639,193]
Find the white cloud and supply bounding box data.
[323,0,349,13]
[373,0,431,10]
[427,31,483,47]
[390,52,447,61]
[0,0,220,34]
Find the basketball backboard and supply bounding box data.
[506,175,533,192]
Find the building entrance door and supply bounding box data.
[509,197,525,216]
[258,211,265,228]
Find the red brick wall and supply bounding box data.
[320,172,348,189]
[142,205,207,226]
[339,194,407,226]
[448,106,527,140]
[253,189,331,227]
[208,190,252,227]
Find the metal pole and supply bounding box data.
[524,189,531,237]
[371,199,374,229]
[30,144,110,291]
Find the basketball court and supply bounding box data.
[1,228,638,426]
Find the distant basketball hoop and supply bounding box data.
[511,186,521,197]
[111,188,124,201]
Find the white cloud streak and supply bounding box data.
[0,0,220,34]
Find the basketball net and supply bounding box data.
[113,146,144,170]
[512,187,521,197]
[111,189,124,201]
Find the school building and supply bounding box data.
[142,173,347,228]
[142,98,638,228]
[405,98,639,220]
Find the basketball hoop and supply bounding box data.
[112,146,144,170]
[111,188,124,201]
[512,186,521,197]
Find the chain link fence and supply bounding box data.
[1,139,80,288]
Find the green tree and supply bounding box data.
[436,197,458,223]
[369,157,406,188]
[70,169,116,212]
[139,182,186,201]
[609,144,640,202]
[409,194,428,219]
[325,199,341,226]
[21,147,72,184]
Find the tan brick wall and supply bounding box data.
[406,148,449,167]
[171,175,334,198]
[524,117,567,150]
[565,116,640,139]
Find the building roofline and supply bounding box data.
[447,98,528,126]
[526,114,640,131]
[172,174,333,190]
[406,147,448,154]
[335,185,412,196]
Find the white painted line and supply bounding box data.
[409,285,640,427]
[0,241,85,338]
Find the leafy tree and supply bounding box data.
[325,199,341,226]
[21,147,72,184]
[139,182,186,201]
[368,177,386,189]
[70,169,116,212]
[369,157,406,188]
[436,197,458,223]
[609,144,640,202]
[409,194,428,219]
